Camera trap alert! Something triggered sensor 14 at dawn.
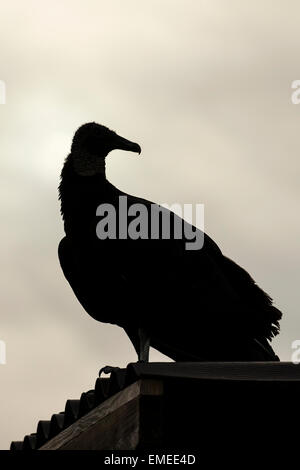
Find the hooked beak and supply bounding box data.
[113,133,141,155]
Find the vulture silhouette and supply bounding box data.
[58,122,281,362]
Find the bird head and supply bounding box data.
[71,122,141,158]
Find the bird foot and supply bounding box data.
[98,365,120,377]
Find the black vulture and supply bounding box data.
[58,122,282,362]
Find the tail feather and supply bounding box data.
[221,256,282,340]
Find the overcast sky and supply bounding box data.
[0,0,299,449]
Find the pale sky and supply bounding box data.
[0,0,299,449]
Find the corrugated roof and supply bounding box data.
[10,365,128,451]
[10,361,300,450]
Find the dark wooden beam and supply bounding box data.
[39,379,163,450]
[34,362,300,451]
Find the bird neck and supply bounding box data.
[59,156,108,228]
[72,151,106,177]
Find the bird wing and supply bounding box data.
[59,182,281,360]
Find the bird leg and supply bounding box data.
[138,327,150,363]
[124,326,150,362]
